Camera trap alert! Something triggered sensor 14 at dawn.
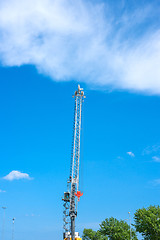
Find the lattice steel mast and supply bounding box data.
[62,85,85,240]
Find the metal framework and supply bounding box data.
[63,85,85,240]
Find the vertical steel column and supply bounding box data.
[69,85,85,240]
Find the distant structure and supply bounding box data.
[12,218,15,240]
[2,207,7,240]
[62,85,85,240]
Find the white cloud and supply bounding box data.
[0,0,160,94]
[127,152,135,157]
[3,170,32,181]
[152,156,160,162]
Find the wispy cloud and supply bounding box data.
[152,179,160,186]
[127,152,135,157]
[142,144,160,155]
[25,213,40,217]
[0,0,160,94]
[117,156,124,160]
[3,170,32,181]
[152,156,160,162]
[0,189,6,193]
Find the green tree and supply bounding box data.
[134,205,160,240]
[99,217,138,240]
[83,228,108,240]
[83,229,96,240]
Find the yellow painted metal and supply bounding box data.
[64,238,82,240]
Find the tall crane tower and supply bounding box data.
[62,85,85,240]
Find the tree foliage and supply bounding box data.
[83,206,160,240]
[83,217,137,240]
[83,228,108,240]
[134,205,160,240]
[99,217,137,240]
[83,229,96,240]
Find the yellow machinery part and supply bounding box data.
[64,238,82,240]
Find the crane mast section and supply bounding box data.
[63,85,85,240]
[70,86,85,215]
[69,86,85,240]
[71,93,83,188]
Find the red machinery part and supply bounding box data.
[75,191,83,201]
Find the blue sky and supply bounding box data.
[0,0,160,240]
